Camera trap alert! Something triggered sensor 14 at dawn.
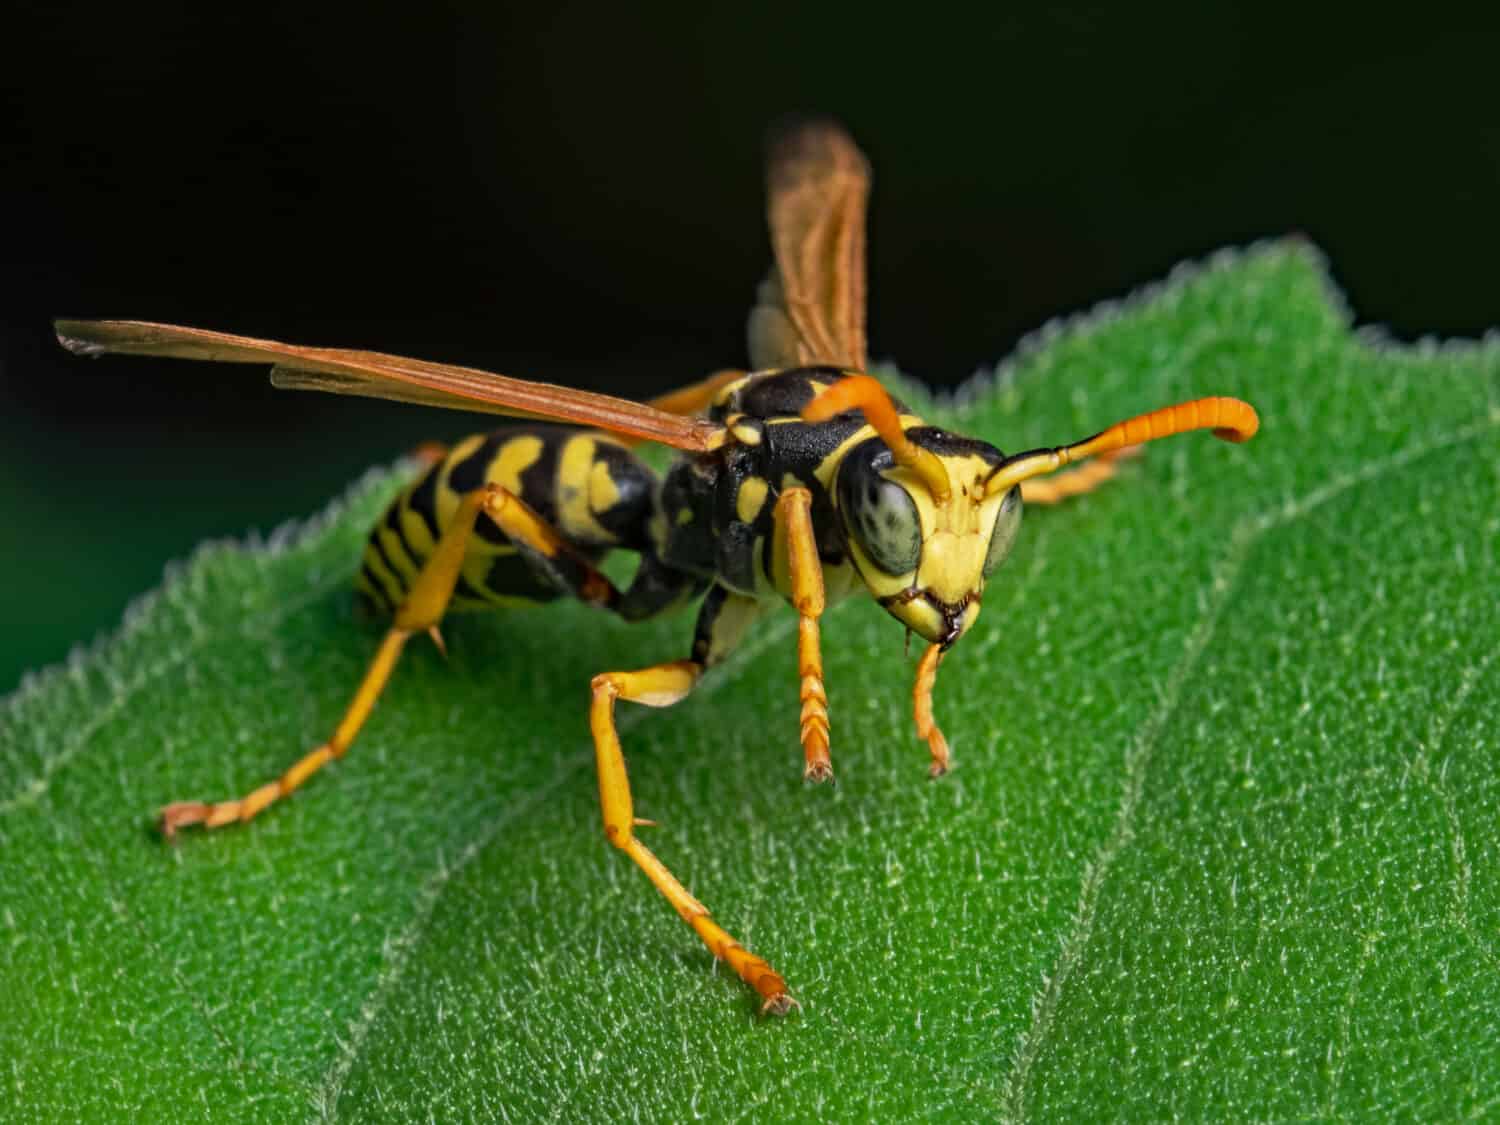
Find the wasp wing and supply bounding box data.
[748,120,870,371]
[54,319,723,451]
[272,363,745,446]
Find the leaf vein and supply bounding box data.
[1412,648,1500,969]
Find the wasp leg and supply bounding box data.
[774,487,831,783]
[161,483,623,836]
[913,643,950,777]
[1019,447,1139,506]
[590,655,796,1015]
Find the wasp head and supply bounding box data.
[834,431,1022,648]
[808,374,1260,651]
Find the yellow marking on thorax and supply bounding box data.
[808,413,927,491]
[711,373,757,409]
[726,412,764,446]
[736,476,769,524]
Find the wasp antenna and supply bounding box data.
[985,396,1259,496]
[803,375,952,501]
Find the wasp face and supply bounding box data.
[836,432,1023,648]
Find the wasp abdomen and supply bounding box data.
[357,425,657,615]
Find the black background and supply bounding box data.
[4,2,1497,690]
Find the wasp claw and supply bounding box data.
[760,992,802,1017]
[159,801,209,838]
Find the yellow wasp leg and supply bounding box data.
[590,661,797,1015]
[913,642,951,777]
[160,483,620,836]
[774,487,831,783]
[1019,447,1138,506]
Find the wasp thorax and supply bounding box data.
[836,433,1023,647]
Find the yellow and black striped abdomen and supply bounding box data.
[357,424,658,615]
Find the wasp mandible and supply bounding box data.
[56,121,1257,1015]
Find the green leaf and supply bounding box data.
[4,242,1497,1122]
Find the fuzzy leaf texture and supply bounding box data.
[3,242,1498,1122]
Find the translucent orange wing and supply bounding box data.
[748,120,870,371]
[53,320,724,451]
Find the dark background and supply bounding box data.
[3,3,1497,692]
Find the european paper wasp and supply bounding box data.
[56,122,1258,1014]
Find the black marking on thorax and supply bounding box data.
[710,366,895,424]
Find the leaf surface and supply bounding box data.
[4,242,1497,1121]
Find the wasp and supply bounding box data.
[56,122,1257,1015]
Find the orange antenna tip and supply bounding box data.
[986,395,1259,496]
[803,375,952,501]
[1074,396,1259,457]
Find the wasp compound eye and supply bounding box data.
[838,439,921,575]
[982,485,1023,578]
